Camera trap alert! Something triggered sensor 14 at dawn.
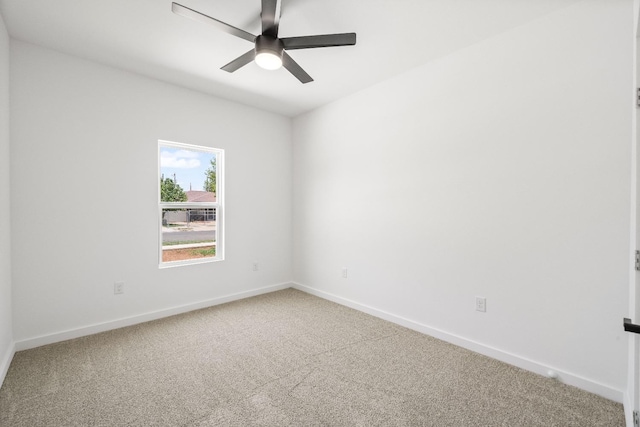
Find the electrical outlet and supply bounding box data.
[114,282,124,295]
[342,268,348,279]
[252,262,259,271]
[475,296,486,312]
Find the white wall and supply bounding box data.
[293,0,632,400]
[0,12,13,383]
[10,41,292,343]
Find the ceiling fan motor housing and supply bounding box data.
[255,35,284,59]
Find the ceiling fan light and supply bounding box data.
[255,51,283,70]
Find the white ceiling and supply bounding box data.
[0,0,583,117]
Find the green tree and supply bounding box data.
[204,158,216,194]
[160,175,187,202]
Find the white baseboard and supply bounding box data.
[0,340,15,388]
[15,282,292,352]
[292,282,624,404]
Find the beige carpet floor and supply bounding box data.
[0,288,625,426]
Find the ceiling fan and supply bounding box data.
[171,0,356,84]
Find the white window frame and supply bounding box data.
[158,140,224,268]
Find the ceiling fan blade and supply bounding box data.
[172,3,256,43]
[221,49,256,73]
[261,0,281,38]
[281,33,356,50]
[282,51,313,84]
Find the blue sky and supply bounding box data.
[160,147,216,192]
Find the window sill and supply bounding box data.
[159,257,224,269]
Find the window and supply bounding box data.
[158,140,223,267]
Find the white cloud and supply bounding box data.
[161,149,201,169]
[173,149,200,158]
